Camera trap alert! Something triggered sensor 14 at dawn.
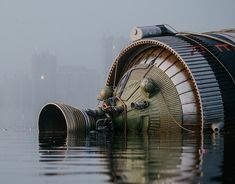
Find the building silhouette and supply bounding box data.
[31,51,57,123]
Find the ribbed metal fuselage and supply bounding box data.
[107,30,235,132]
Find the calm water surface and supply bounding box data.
[0,128,234,184]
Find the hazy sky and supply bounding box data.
[0,0,234,76]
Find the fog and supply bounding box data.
[0,0,234,129]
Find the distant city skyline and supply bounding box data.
[0,0,234,76]
[0,50,104,129]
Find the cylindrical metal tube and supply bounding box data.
[130,25,175,41]
[39,103,96,133]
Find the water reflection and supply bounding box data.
[108,133,203,183]
[39,132,113,183]
[2,127,234,183]
[39,131,210,184]
[218,133,235,184]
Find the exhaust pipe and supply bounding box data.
[39,103,96,133]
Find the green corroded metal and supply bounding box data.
[96,86,113,101]
[112,64,182,133]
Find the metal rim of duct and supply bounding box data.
[38,102,94,133]
[106,39,204,126]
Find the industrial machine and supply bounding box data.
[39,25,235,134]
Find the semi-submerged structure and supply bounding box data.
[39,25,235,135]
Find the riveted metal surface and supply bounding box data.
[147,66,182,132]
[39,103,96,133]
[181,34,235,128]
[155,36,224,127]
[106,39,202,129]
[107,34,229,130]
[113,64,183,133]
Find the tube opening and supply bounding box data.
[39,104,67,133]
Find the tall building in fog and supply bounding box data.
[31,51,57,121]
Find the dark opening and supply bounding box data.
[39,104,67,132]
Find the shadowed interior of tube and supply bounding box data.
[39,104,67,132]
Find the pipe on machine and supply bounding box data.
[39,25,235,134]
